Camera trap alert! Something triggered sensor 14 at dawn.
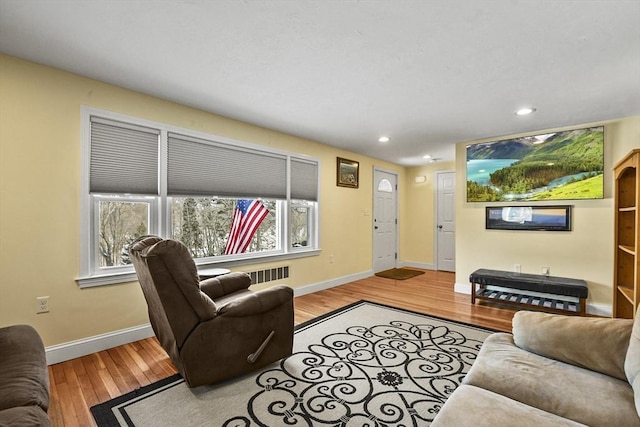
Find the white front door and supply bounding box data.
[373,169,398,273]
[436,171,456,271]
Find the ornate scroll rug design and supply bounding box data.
[91,301,493,427]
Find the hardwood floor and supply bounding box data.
[47,270,516,426]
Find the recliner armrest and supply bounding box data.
[512,310,633,381]
[200,272,252,299]
[216,285,293,317]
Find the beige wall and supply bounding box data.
[0,54,404,346]
[403,162,455,266]
[455,116,640,312]
[1,53,636,348]
[609,117,640,166]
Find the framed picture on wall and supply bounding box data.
[466,125,604,202]
[485,205,572,231]
[337,157,359,188]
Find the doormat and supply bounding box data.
[375,268,425,280]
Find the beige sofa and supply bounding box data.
[433,310,640,427]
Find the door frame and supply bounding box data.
[434,170,456,271]
[372,167,399,273]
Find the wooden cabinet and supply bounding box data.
[614,149,640,319]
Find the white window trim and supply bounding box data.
[289,200,316,251]
[91,194,158,275]
[77,106,320,287]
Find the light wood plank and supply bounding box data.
[99,349,138,393]
[55,382,81,427]
[114,345,151,387]
[80,354,111,404]
[61,362,94,427]
[47,366,65,427]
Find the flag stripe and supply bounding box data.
[226,210,243,253]
[235,206,269,253]
[224,199,269,255]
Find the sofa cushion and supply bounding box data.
[513,310,632,381]
[0,406,52,427]
[464,333,640,427]
[0,325,50,413]
[634,375,640,420]
[432,385,586,427]
[625,307,640,417]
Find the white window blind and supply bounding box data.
[90,117,160,194]
[167,133,288,199]
[291,158,318,201]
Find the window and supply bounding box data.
[170,197,277,257]
[290,201,312,248]
[79,107,319,287]
[378,178,393,193]
[96,197,152,268]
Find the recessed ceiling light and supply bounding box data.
[378,136,390,143]
[515,107,537,116]
[422,154,432,159]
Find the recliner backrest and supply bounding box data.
[130,236,217,350]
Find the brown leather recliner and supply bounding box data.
[129,235,294,387]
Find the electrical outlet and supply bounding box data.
[329,254,334,264]
[541,266,550,276]
[513,264,521,273]
[36,296,50,314]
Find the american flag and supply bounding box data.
[224,199,270,254]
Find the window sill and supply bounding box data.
[76,271,140,288]
[76,249,321,288]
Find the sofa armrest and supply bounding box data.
[512,311,633,381]
[216,285,293,317]
[200,272,252,299]
[0,325,50,414]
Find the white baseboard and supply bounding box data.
[455,282,472,294]
[293,270,373,297]
[46,271,373,365]
[399,261,435,270]
[454,282,613,317]
[45,324,154,365]
[586,303,612,317]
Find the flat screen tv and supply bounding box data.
[486,205,572,231]
[466,126,604,202]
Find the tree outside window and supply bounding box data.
[291,203,310,247]
[98,201,149,267]
[171,197,277,257]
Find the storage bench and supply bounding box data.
[470,268,588,315]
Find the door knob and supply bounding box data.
[438,225,443,229]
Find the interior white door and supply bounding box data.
[373,169,397,273]
[436,171,456,272]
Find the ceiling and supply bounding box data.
[1,1,639,166]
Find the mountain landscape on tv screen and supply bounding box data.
[466,127,604,202]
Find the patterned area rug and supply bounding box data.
[375,268,425,280]
[91,301,493,426]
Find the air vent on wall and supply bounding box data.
[248,266,289,285]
